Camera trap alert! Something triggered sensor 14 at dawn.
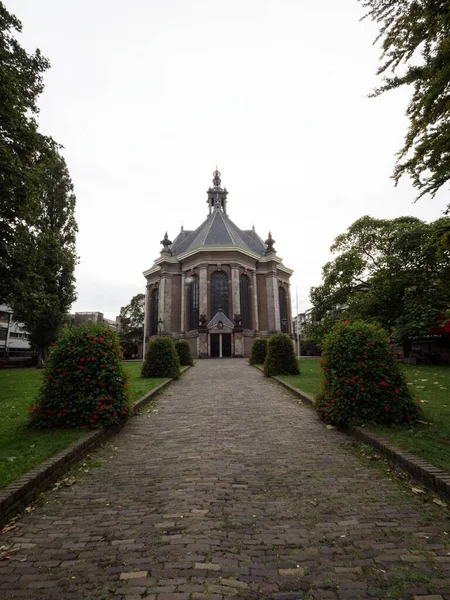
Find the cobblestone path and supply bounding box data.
[1,360,450,600]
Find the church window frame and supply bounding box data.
[151,288,159,335]
[239,274,251,329]
[210,271,229,317]
[189,275,199,330]
[279,286,288,333]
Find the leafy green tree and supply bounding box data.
[10,141,78,365]
[361,0,450,209]
[0,2,50,300]
[309,215,450,354]
[119,293,144,358]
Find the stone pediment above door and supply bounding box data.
[207,309,234,332]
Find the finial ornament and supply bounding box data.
[212,169,221,188]
[265,231,276,253]
[160,231,172,248]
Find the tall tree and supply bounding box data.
[119,293,145,358]
[0,2,50,300]
[360,0,450,210]
[11,140,78,364]
[308,215,450,353]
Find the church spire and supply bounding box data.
[207,168,228,215]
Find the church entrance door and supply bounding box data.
[210,333,232,358]
[222,333,231,357]
[211,334,219,357]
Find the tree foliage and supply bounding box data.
[315,320,421,425]
[361,0,450,208]
[0,2,50,299]
[119,293,144,358]
[309,215,450,352]
[10,141,78,363]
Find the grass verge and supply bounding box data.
[0,361,167,489]
[279,358,450,472]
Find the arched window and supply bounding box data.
[151,288,159,335]
[279,286,288,332]
[211,271,229,316]
[189,276,199,330]
[240,274,251,328]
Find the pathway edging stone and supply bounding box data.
[263,368,450,501]
[0,367,191,527]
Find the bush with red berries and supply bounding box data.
[314,320,421,425]
[29,323,131,429]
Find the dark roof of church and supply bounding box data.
[170,208,266,256]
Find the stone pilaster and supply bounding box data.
[266,269,280,332]
[231,264,240,318]
[159,273,172,334]
[143,284,150,358]
[199,265,208,318]
[180,273,186,333]
[252,271,259,331]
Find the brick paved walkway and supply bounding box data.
[1,360,450,600]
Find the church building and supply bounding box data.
[143,170,294,358]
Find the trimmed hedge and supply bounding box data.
[264,333,299,377]
[249,337,268,365]
[175,339,194,366]
[29,323,130,429]
[142,337,180,379]
[314,320,421,425]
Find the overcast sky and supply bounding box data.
[7,0,448,320]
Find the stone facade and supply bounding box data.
[143,171,294,358]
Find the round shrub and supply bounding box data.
[142,337,180,378]
[175,339,194,366]
[315,320,421,425]
[264,333,299,377]
[29,323,130,429]
[249,337,268,365]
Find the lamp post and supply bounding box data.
[158,318,164,337]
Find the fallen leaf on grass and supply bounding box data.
[433,498,447,508]
[411,487,425,494]
[306,500,317,506]
[63,478,76,487]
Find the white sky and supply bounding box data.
[7,0,448,320]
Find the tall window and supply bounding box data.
[240,274,251,328]
[279,287,288,332]
[211,271,229,316]
[189,276,199,330]
[151,288,159,335]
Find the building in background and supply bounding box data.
[143,170,294,359]
[0,305,33,363]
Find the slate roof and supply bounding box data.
[170,207,266,257]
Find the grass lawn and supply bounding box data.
[280,359,450,473]
[0,361,167,489]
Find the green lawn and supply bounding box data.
[0,362,167,489]
[280,359,450,473]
